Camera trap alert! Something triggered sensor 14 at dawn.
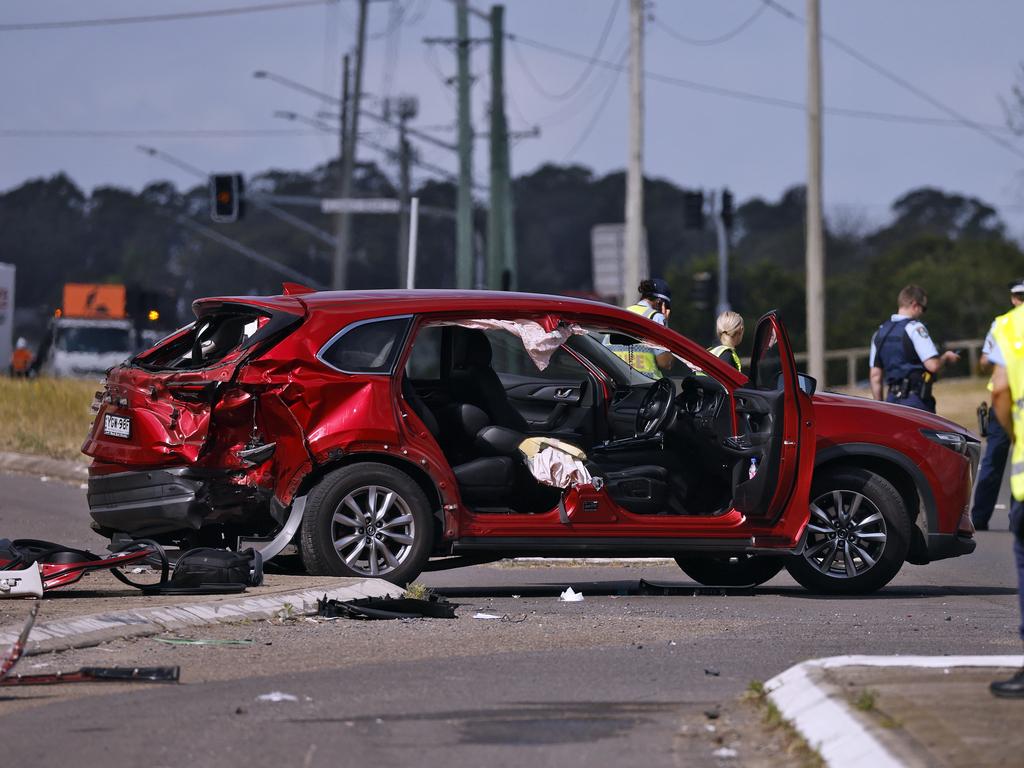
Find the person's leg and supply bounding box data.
[991,499,1024,697]
[971,417,1010,529]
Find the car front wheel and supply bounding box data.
[785,467,910,595]
[300,463,433,585]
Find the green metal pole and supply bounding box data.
[487,5,509,291]
[455,0,474,289]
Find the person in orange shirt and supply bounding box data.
[10,338,33,377]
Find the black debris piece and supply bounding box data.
[637,579,756,597]
[0,665,180,686]
[317,594,457,620]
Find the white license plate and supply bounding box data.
[103,413,131,439]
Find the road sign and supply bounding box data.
[320,198,401,215]
[591,223,648,301]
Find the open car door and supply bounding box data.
[728,312,815,523]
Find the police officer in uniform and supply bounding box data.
[971,279,1024,530]
[709,311,744,373]
[985,301,1024,697]
[608,278,674,379]
[869,284,959,413]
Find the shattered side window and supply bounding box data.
[319,316,412,374]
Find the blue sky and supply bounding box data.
[2,0,1023,238]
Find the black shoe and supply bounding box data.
[973,521,989,531]
[991,668,1024,698]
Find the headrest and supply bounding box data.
[452,328,492,368]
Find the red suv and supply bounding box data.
[82,288,978,594]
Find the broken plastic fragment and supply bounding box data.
[473,612,502,620]
[559,587,584,602]
[712,747,738,759]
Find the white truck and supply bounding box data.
[35,316,136,378]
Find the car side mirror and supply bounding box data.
[797,373,817,396]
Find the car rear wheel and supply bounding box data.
[674,554,785,587]
[300,463,432,585]
[785,467,910,595]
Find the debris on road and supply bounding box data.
[559,587,584,602]
[0,603,38,681]
[318,593,457,620]
[154,637,255,647]
[257,691,298,703]
[0,665,179,686]
[473,612,502,620]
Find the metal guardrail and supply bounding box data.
[792,338,986,387]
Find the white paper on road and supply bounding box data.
[473,612,502,620]
[559,587,584,602]
[257,691,299,703]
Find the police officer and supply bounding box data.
[609,278,674,378]
[869,284,959,413]
[971,279,1024,530]
[709,311,744,373]
[985,300,1024,698]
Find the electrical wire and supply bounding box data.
[0,0,333,31]
[760,0,1024,162]
[511,0,618,101]
[653,3,767,47]
[562,48,629,161]
[506,30,1019,134]
[0,129,318,138]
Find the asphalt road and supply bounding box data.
[1,470,1020,766]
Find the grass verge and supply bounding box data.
[743,681,825,768]
[0,376,97,462]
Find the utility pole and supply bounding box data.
[487,4,514,291]
[455,0,474,289]
[334,0,369,291]
[623,0,647,302]
[805,0,826,383]
[392,98,418,286]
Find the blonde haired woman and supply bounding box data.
[710,311,744,372]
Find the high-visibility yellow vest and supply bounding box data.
[608,303,663,379]
[991,304,1024,501]
[709,344,742,372]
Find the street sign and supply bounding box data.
[320,198,401,215]
[591,223,648,301]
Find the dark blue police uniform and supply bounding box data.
[870,315,938,413]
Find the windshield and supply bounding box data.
[57,326,134,354]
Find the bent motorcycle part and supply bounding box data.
[0,603,39,682]
[0,563,43,598]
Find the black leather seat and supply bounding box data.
[402,378,517,507]
[449,328,529,433]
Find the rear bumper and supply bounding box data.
[87,467,269,537]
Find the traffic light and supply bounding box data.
[720,188,734,230]
[210,173,244,223]
[691,271,716,311]
[683,191,705,230]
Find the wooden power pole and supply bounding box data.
[623,0,647,302]
[805,0,826,383]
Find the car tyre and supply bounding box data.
[785,467,910,595]
[300,463,433,585]
[674,554,785,587]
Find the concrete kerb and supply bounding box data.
[0,451,87,485]
[0,578,406,656]
[765,654,1024,768]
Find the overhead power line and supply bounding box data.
[0,128,319,138]
[653,3,768,47]
[506,31,1019,135]
[760,0,1024,162]
[0,0,332,32]
[513,1,619,101]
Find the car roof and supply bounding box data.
[295,289,617,316]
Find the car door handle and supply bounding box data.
[554,388,576,400]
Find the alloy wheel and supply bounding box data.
[329,485,416,577]
[802,489,887,579]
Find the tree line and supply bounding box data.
[1,159,1021,364]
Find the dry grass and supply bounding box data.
[0,377,98,462]
[831,376,988,433]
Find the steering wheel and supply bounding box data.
[635,378,676,438]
